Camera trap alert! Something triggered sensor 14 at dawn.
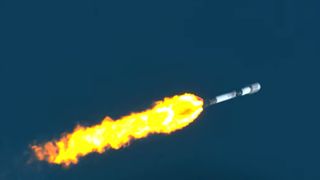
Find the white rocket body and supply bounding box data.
[207,83,261,106]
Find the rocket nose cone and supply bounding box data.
[250,83,261,94]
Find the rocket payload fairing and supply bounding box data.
[206,83,261,107]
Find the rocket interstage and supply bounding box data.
[31,83,261,167]
[206,83,261,107]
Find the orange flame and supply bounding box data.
[31,93,203,167]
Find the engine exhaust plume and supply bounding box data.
[31,93,203,167]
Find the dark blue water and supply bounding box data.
[0,0,319,179]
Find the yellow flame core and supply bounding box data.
[31,93,203,166]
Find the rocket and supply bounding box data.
[206,83,261,107]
